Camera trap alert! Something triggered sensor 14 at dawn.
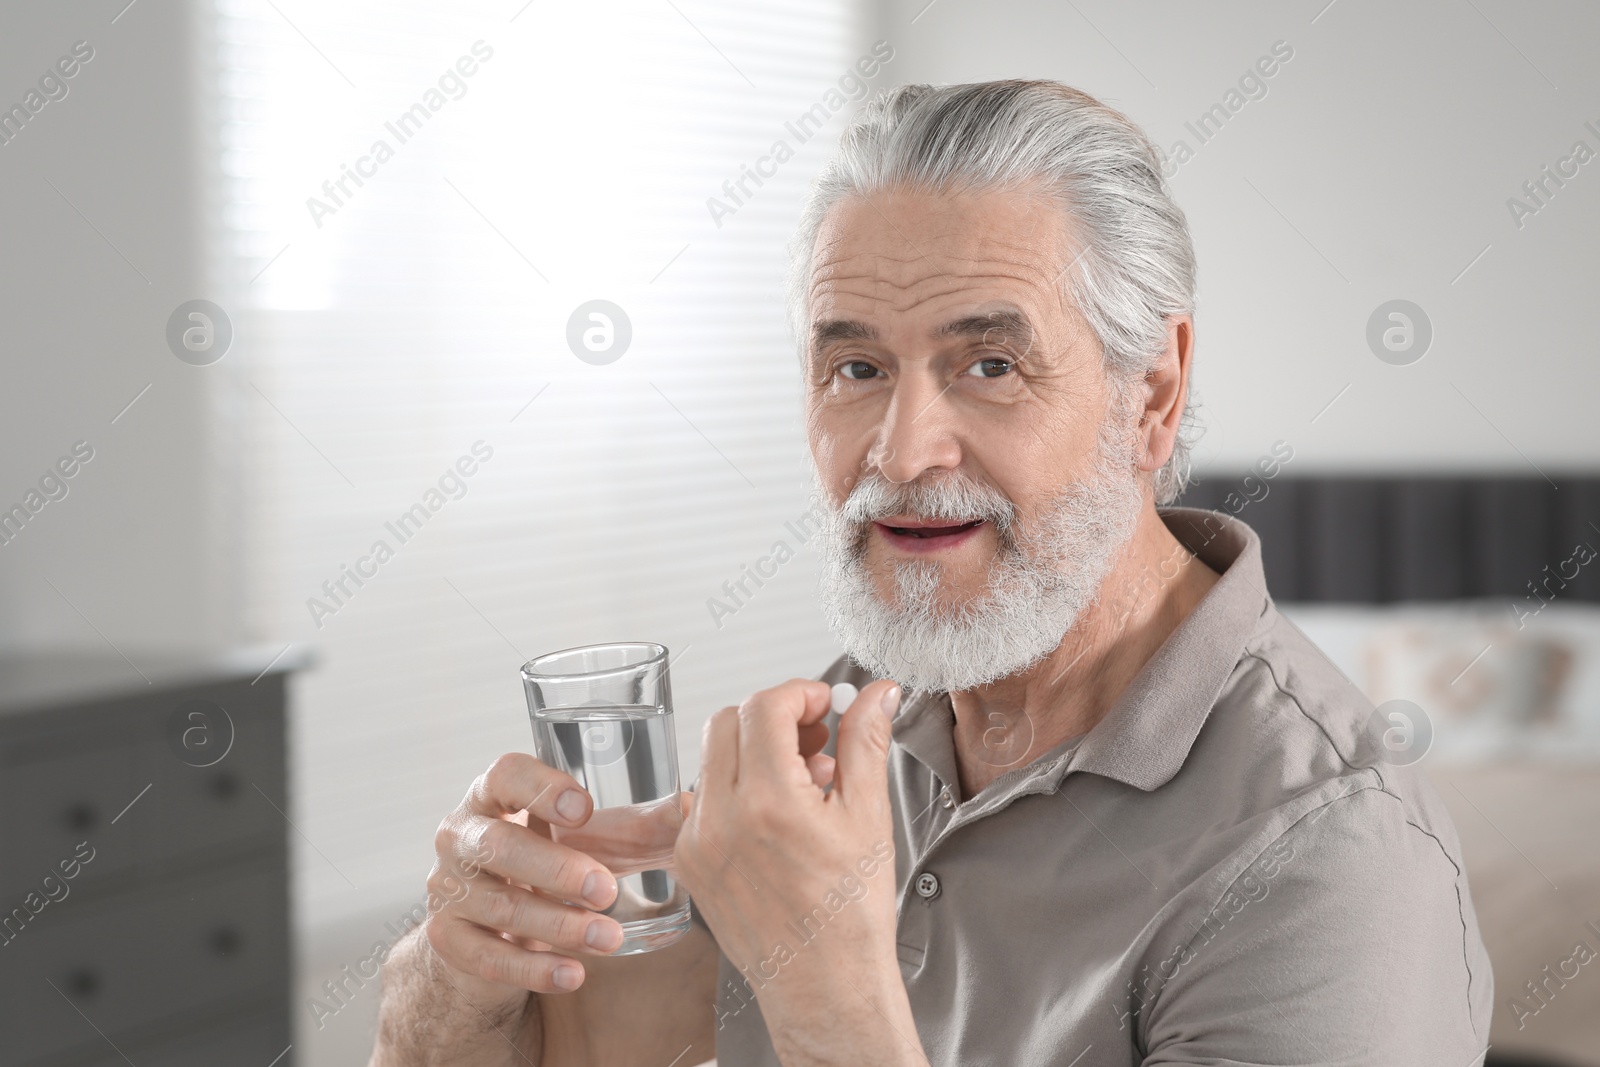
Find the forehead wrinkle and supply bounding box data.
[818,202,1063,264]
[814,269,1055,323]
[809,184,1070,287]
[814,243,1063,304]
[807,214,1079,352]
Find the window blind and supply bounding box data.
[216,0,869,929]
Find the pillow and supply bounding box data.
[1280,602,1600,762]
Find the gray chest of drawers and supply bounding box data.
[0,650,299,1067]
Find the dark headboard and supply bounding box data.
[1174,476,1600,604]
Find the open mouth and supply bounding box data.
[882,519,984,538]
[873,516,988,552]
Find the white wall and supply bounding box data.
[0,0,245,655]
[874,0,1600,476]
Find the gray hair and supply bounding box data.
[788,79,1199,504]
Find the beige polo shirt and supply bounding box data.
[690,507,1493,1065]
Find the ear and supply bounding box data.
[1134,314,1194,474]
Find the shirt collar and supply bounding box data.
[889,507,1271,796]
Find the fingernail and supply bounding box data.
[556,789,587,822]
[552,963,583,990]
[880,685,902,718]
[585,919,622,951]
[582,870,615,908]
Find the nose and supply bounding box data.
[871,376,961,485]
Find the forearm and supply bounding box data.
[369,926,541,1067]
[762,964,927,1067]
[538,922,720,1066]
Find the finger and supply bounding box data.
[737,679,831,787]
[805,751,836,790]
[555,797,684,877]
[467,752,595,830]
[429,913,590,993]
[798,718,830,758]
[830,679,900,813]
[453,875,625,956]
[463,818,618,910]
[795,678,835,726]
[699,705,740,795]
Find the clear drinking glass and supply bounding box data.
[520,642,691,955]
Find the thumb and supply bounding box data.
[832,679,901,812]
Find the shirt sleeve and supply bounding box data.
[1139,783,1491,1066]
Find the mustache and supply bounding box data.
[837,470,1017,535]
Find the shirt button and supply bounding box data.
[914,872,940,899]
[939,787,956,810]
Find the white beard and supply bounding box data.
[815,413,1145,694]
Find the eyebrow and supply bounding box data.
[811,318,878,351]
[935,308,1036,352]
[810,307,1037,355]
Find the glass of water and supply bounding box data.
[520,642,691,955]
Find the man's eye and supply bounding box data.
[839,360,880,380]
[966,357,1012,378]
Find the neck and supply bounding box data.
[947,501,1220,799]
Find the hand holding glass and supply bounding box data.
[521,642,691,955]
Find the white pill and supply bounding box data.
[830,682,859,714]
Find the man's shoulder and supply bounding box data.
[1206,605,1471,883]
[1230,606,1378,764]
[1153,610,1493,1048]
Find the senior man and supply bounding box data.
[371,80,1491,1066]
